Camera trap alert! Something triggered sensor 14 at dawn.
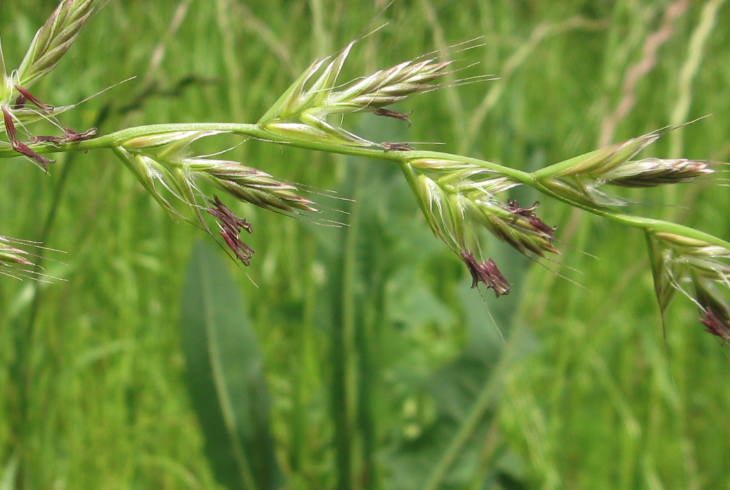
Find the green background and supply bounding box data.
[1,0,729,488]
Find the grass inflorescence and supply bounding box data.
[2,0,730,340]
[2,1,730,489]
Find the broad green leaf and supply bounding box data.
[180,242,280,490]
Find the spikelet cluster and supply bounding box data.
[258,38,484,147]
[0,235,33,270]
[646,231,730,343]
[0,0,105,170]
[397,129,717,299]
[114,130,318,264]
[0,235,46,281]
[13,0,103,91]
[401,157,556,297]
[535,132,713,207]
[118,131,317,215]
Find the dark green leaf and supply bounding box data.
[180,241,280,490]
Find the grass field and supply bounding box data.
[1,1,730,489]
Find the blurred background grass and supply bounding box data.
[1,0,729,488]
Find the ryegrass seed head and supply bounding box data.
[14,0,104,91]
[117,131,319,227]
[646,230,730,343]
[602,158,713,188]
[402,157,557,294]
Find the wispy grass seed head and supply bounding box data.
[116,131,320,264]
[13,0,104,92]
[259,37,488,147]
[0,235,63,282]
[1,3,726,348]
[0,0,105,168]
[0,235,33,268]
[537,131,714,207]
[646,230,730,344]
[402,157,558,296]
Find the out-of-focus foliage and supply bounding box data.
[1,1,729,489]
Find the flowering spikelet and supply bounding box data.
[2,106,55,170]
[401,157,557,295]
[14,0,105,91]
[259,38,488,147]
[0,235,33,269]
[0,0,105,168]
[117,130,319,225]
[645,230,730,343]
[603,158,713,188]
[1,92,99,169]
[189,159,318,214]
[699,309,730,343]
[114,131,324,265]
[259,40,453,124]
[535,132,714,206]
[464,197,558,257]
[406,158,556,256]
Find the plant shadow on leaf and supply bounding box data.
[180,241,281,490]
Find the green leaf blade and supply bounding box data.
[180,241,281,490]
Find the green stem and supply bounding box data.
[6,122,729,249]
[526,178,730,249]
[1,123,524,177]
[330,162,362,490]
